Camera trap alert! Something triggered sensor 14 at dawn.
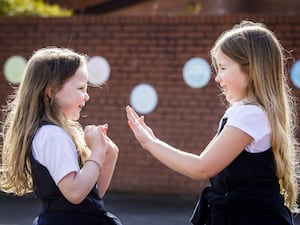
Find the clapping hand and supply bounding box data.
[126,105,157,150]
[84,124,108,153]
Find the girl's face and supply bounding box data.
[54,65,90,121]
[214,49,249,103]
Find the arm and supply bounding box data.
[97,135,119,198]
[126,106,253,180]
[58,125,108,204]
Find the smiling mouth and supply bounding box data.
[219,87,226,94]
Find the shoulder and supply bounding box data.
[226,102,264,118]
[225,102,270,140]
[32,125,79,184]
[36,124,69,137]
[34,125,72,143]
[33,125,75,152]
[225,102,266,124]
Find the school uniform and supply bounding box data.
[190,101,294,225]
[30,122,121,225]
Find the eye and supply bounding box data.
[218,66,225,71]
[79,85,87,91]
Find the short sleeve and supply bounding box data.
[226,104,270,141]
[32,125,80,184]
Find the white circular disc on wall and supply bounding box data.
[130,83,158,114]
[3,55,27,84]
[183,57,211,89]
[87,56,110,85]
[291,59,300,89]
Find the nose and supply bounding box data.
[85,92,90,102]
[215,73,221,83]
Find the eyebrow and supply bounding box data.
[217,62,226,67]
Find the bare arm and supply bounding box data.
[126,106,253,180]
[97,135,119,198]
[57,125,108,204]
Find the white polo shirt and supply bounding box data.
[32,125,80,184]
[221,100,271,153]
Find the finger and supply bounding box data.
[126,106,140,120]
[130,107,141,120]
[127,119,136,131]
[127,108,138,125]
[126,106,134,120]
[102,124,108,135]
[130,112,142,129]
[125,105,132,117]
[127,119,140,135]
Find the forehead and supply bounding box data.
[214,49,231,64]
[67,65,88,84]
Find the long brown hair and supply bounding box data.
[211,21,299,212]
[1,47,90,195]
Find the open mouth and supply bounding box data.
[219,86,226,94]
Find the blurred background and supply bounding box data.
[1,0,300,224]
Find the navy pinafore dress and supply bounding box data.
[190,118,294,225]
[29,122,121,225]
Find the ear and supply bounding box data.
[46,86,53,99]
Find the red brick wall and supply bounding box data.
[0,15,300,195]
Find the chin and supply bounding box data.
[70,115,80,121]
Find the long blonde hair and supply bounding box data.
[1,47,90,195]
[211,20,299,212]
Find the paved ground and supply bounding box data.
[0,192,299,225]
[0,192,196,225]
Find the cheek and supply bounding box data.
[231,80,246,93]
[55,95,74,111]
[239,74,249,90]
[229,70,248,89]
[54,95,64,108]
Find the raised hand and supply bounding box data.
[84,124,108,155]
[126,105,157,150]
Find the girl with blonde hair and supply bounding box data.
[126,20,299,224]
[1,47,122,225]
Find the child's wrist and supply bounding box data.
[85,159,102,171]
